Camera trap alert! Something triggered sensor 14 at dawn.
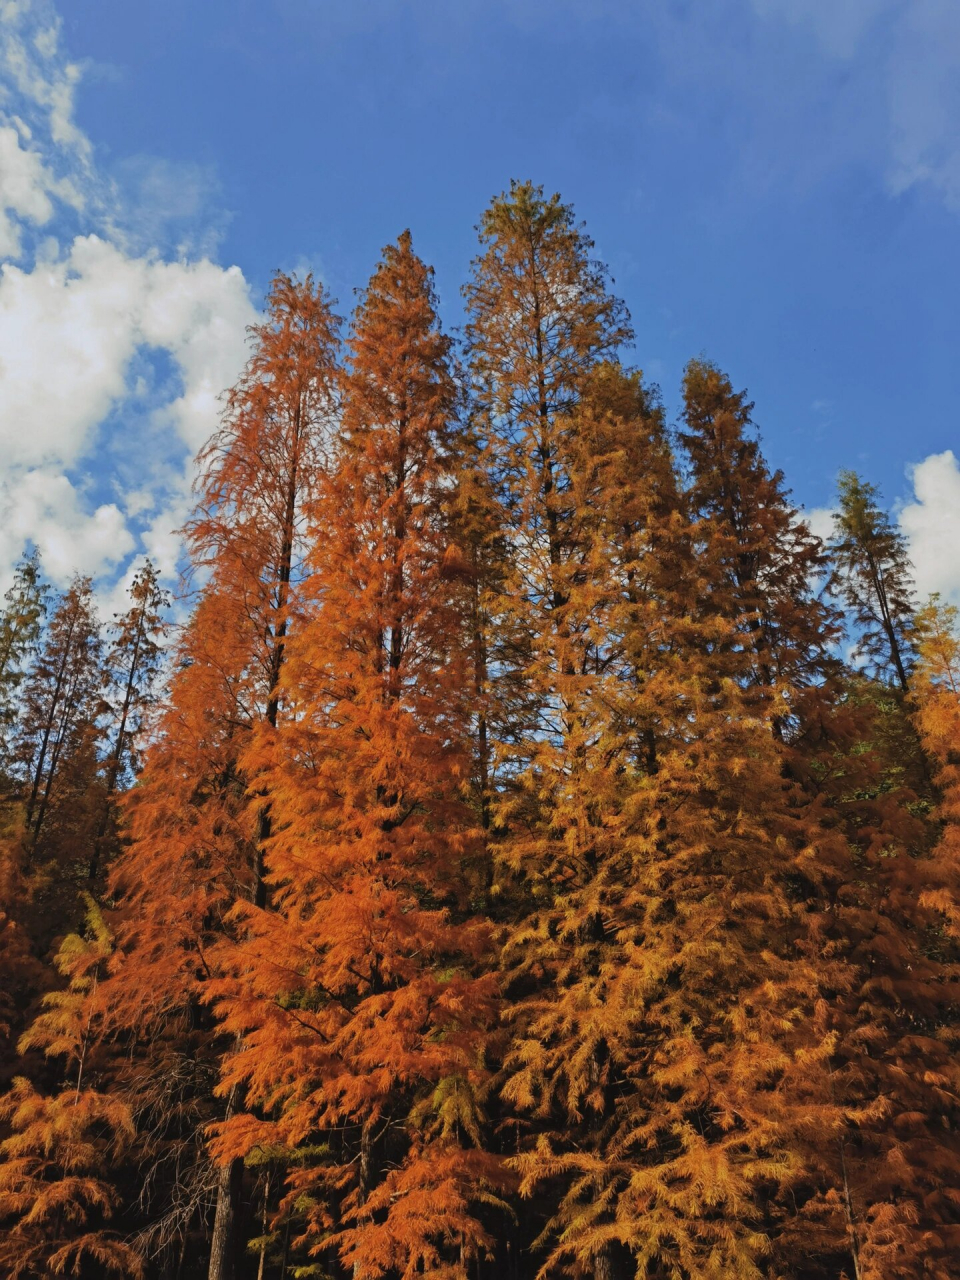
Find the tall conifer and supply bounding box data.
[0,550,47,776]
[14,575,103,935]
[210,233,501,1279]
[830,471,916,692]
[88,561,169,882]
[97,273,340,1278]
[679,359,843,738]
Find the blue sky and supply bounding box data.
[1,0,958,608]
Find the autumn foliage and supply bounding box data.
[1,183,959,1280]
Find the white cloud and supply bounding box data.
[898,450,960,604]
[0,236,252,470]
[0,0,256,601]
[0,119,78,256]
[0,469,133,587]
[0,1,91,163]
[803,505,836,544]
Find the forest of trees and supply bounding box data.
[0,182,957,1280]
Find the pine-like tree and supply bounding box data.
[97,272,341,1279]
[12,575,104,939]
[210,232,502,1279]
[465,191,846,1274]
[89,560,169,882]
[830,471,916,692]
[463,185,644,1278]
[0,550,48,777]
[0,898,142,1278]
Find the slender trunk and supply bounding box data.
[839,1138,863,1280]
[594,1246,629,1280]
[208,1150,244,1280]
[255,1173,270,1280]
[24,622,73,834]
[254,413,300,909]
[351,1115,377,1279]
[532,285,566,616]
[867,551,909,693]
[472,576,492,894]
[30,683,77,851]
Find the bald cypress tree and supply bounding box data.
[89,272,341,1278]
[209,233,501,1280]
[464,189,845,1280]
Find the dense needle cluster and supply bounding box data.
[0,183,957,1280]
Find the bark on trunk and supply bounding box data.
[594,1244,627,1280]
[207,1154,243,1280]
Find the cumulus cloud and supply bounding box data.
[0,469,133,587]
[0,0,256,602]
[0,236,252,470]
[898,450,960,603]
[803,505,837,545]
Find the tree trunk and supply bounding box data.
[208,1154,243,1280]
[350,1115,377,1279]
[594,1244,628,1280]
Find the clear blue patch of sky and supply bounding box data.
[62,0,959,511]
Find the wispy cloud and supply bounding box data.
[751,0,960,210]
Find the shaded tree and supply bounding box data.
[830,471,916,692]
[0,549,48,775]
[88,561,169,882]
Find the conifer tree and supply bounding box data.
[13,576,103,931]
[97,272,341,1279]
[466,186,846,1275]
[506,370,841,1278]
[679,359,842,738]
[676,366,957,1279]
[824,596,960,1280]
[89,561,169,882]
[0,899,142,1278]
[210,232,501,1280]
[463,185,639,1277]
[830,471,916,692]
[780,651,959,1280]
[0,549,48,775]
[16,576,101,845]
